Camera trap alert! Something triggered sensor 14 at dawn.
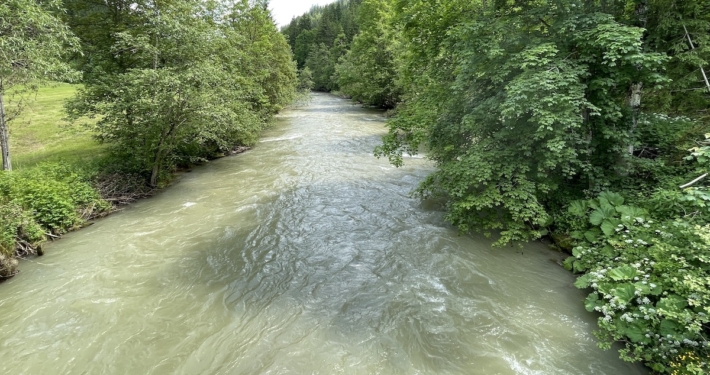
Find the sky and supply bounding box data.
[269,0,337,28]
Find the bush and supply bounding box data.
[0,201,44,277]
[0,201,45,253]
[0,162,110,278]
[2,163,109,233]
[565,192,710,374]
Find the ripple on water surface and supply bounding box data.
[0,93,647,375]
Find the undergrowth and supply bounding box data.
[0,162,111,277]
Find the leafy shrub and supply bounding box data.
[645,187,710,225]
[0,201,44,277]
[565,192,710,374]
[0,163,110,277]
[636,114,704,163]
[1,163,109,229]
[0,201,45,255]
[2,163,109,233]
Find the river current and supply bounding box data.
[0,94,646,374]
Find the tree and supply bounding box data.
[293,29,316,69]
[377,0,667,243]
[0,0,80,171]
[305,43,334,91]
[223,0,297,115]
[335,0,401,108]
[297,67,315,92]
[66,0,297,186]
[282,0,363,73]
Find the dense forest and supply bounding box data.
[1,0,297,274]
[284,0,710,373]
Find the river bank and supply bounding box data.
[0,144,254,280]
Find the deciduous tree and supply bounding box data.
[0,0,80,171]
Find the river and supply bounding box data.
[0,93,646,374]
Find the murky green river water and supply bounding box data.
[0,94,647,374]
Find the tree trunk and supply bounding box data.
[628,82,643,155]
[150,160,161,188]
[0,90,12,171]
[149,142,164,188]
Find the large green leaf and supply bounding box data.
[589,206,616,226]
[617,320,651,344]
[649,283,663,296]
[573,259,587,273]
[588,199,600,210]
[608,266,637,281]
[562,257,575,271]
[584,293,600,312]
[570,230,584,240]
[600,245,615,257]
[589,209,605,226]
[601,220,617,236]
[568,200,588,217]
[611,284,636,304]
[615,206,648,221]
[659,319,680,337]
[656,295,687,313]
[599,191,624,207]
[574,274,592,289]
[584,228,601,243]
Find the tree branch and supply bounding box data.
[683,25,710,94]
[680,173,708,189]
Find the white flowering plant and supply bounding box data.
[564,192,710,374]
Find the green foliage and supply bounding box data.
[293,29,317,69]
[306,43,335,91]
[0,161,109,277]
[284,0,403,107]
[377,1,667,244]
[566,192,710,374]
[297,68,315,94]
[0,201,43,257]
[0,0,81,170]
[283,0,370,98]
[364,0,710,371]
[0,162,110,276]
[0,201,40,277]
[283,0,362,64]
[0,163,109,233]
[0,0,80,85]
[642,0,710,121]
[334,0,402,108]
[65,0,297,186]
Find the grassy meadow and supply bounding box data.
[9,83,104,169]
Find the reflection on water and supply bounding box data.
[0,93,647,374]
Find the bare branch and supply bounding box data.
[680,173,708,189]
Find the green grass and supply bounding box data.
[9,83,105,170]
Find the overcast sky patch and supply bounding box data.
[270,0,337,28]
